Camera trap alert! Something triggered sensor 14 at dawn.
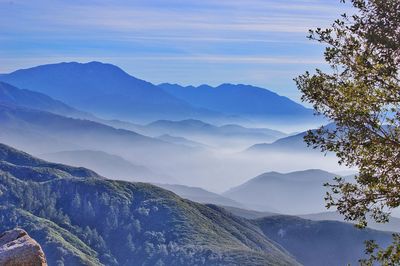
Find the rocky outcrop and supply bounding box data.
[0,228,47,266]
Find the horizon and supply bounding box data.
[0,0,353,103]
[0,60,313,107]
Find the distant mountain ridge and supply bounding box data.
[133,119,286,148]
[159,83,314,122]
[156,134,207,148]
[0,103,192,169]
[0,81,91,119]
[39,150,172,183]
[0,62,315,123]
[147,119,285,137]
[0,62,220,121]
[156,184,244,208]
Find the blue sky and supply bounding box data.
[0,0,352,102]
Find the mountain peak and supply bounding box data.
[7,61,125,75]
[0,62,210,121]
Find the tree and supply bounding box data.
[295,0,400,263]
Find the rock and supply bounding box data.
[0,228,47,266]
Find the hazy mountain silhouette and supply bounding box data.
[156,134,208,149]
[133,119,286,148]
[0,62,221,121]
[0,104,192,167]
[147,119,284,138]
[0,62,320,123]
[222,206,278,219]
[156,184,244,208]
[40,150,174,184]
[159,83,314,122]
[0,81,91,118]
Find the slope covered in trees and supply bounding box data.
[0,143,299,266]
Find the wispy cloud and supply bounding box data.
[0,0,352,100]
[2,1,337,34]
[118,55,325,65]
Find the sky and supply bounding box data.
[0,0,353,102]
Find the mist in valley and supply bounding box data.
[0,105,347,216]
[0,77,353,217]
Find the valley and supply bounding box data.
[0,61,394,265]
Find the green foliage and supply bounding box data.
[361,234,400,265]
[295,0,400,263]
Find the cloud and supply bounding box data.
[118,55,325,65]
[1,0,342,34]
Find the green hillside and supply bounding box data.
[0,143,299,266]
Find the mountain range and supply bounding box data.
[0,103,184,156]
[0,79,343,191]
[0,81,91,119]
[0,62,219,121]
[0,80,196,157]
[138,119,286,148]
[0,62,316,123]
[145,119,285,138]
[159,83,314,122]
[0,81,292,189]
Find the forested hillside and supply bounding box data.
[0,143,299,266]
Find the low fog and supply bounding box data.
[0,104,351,215]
